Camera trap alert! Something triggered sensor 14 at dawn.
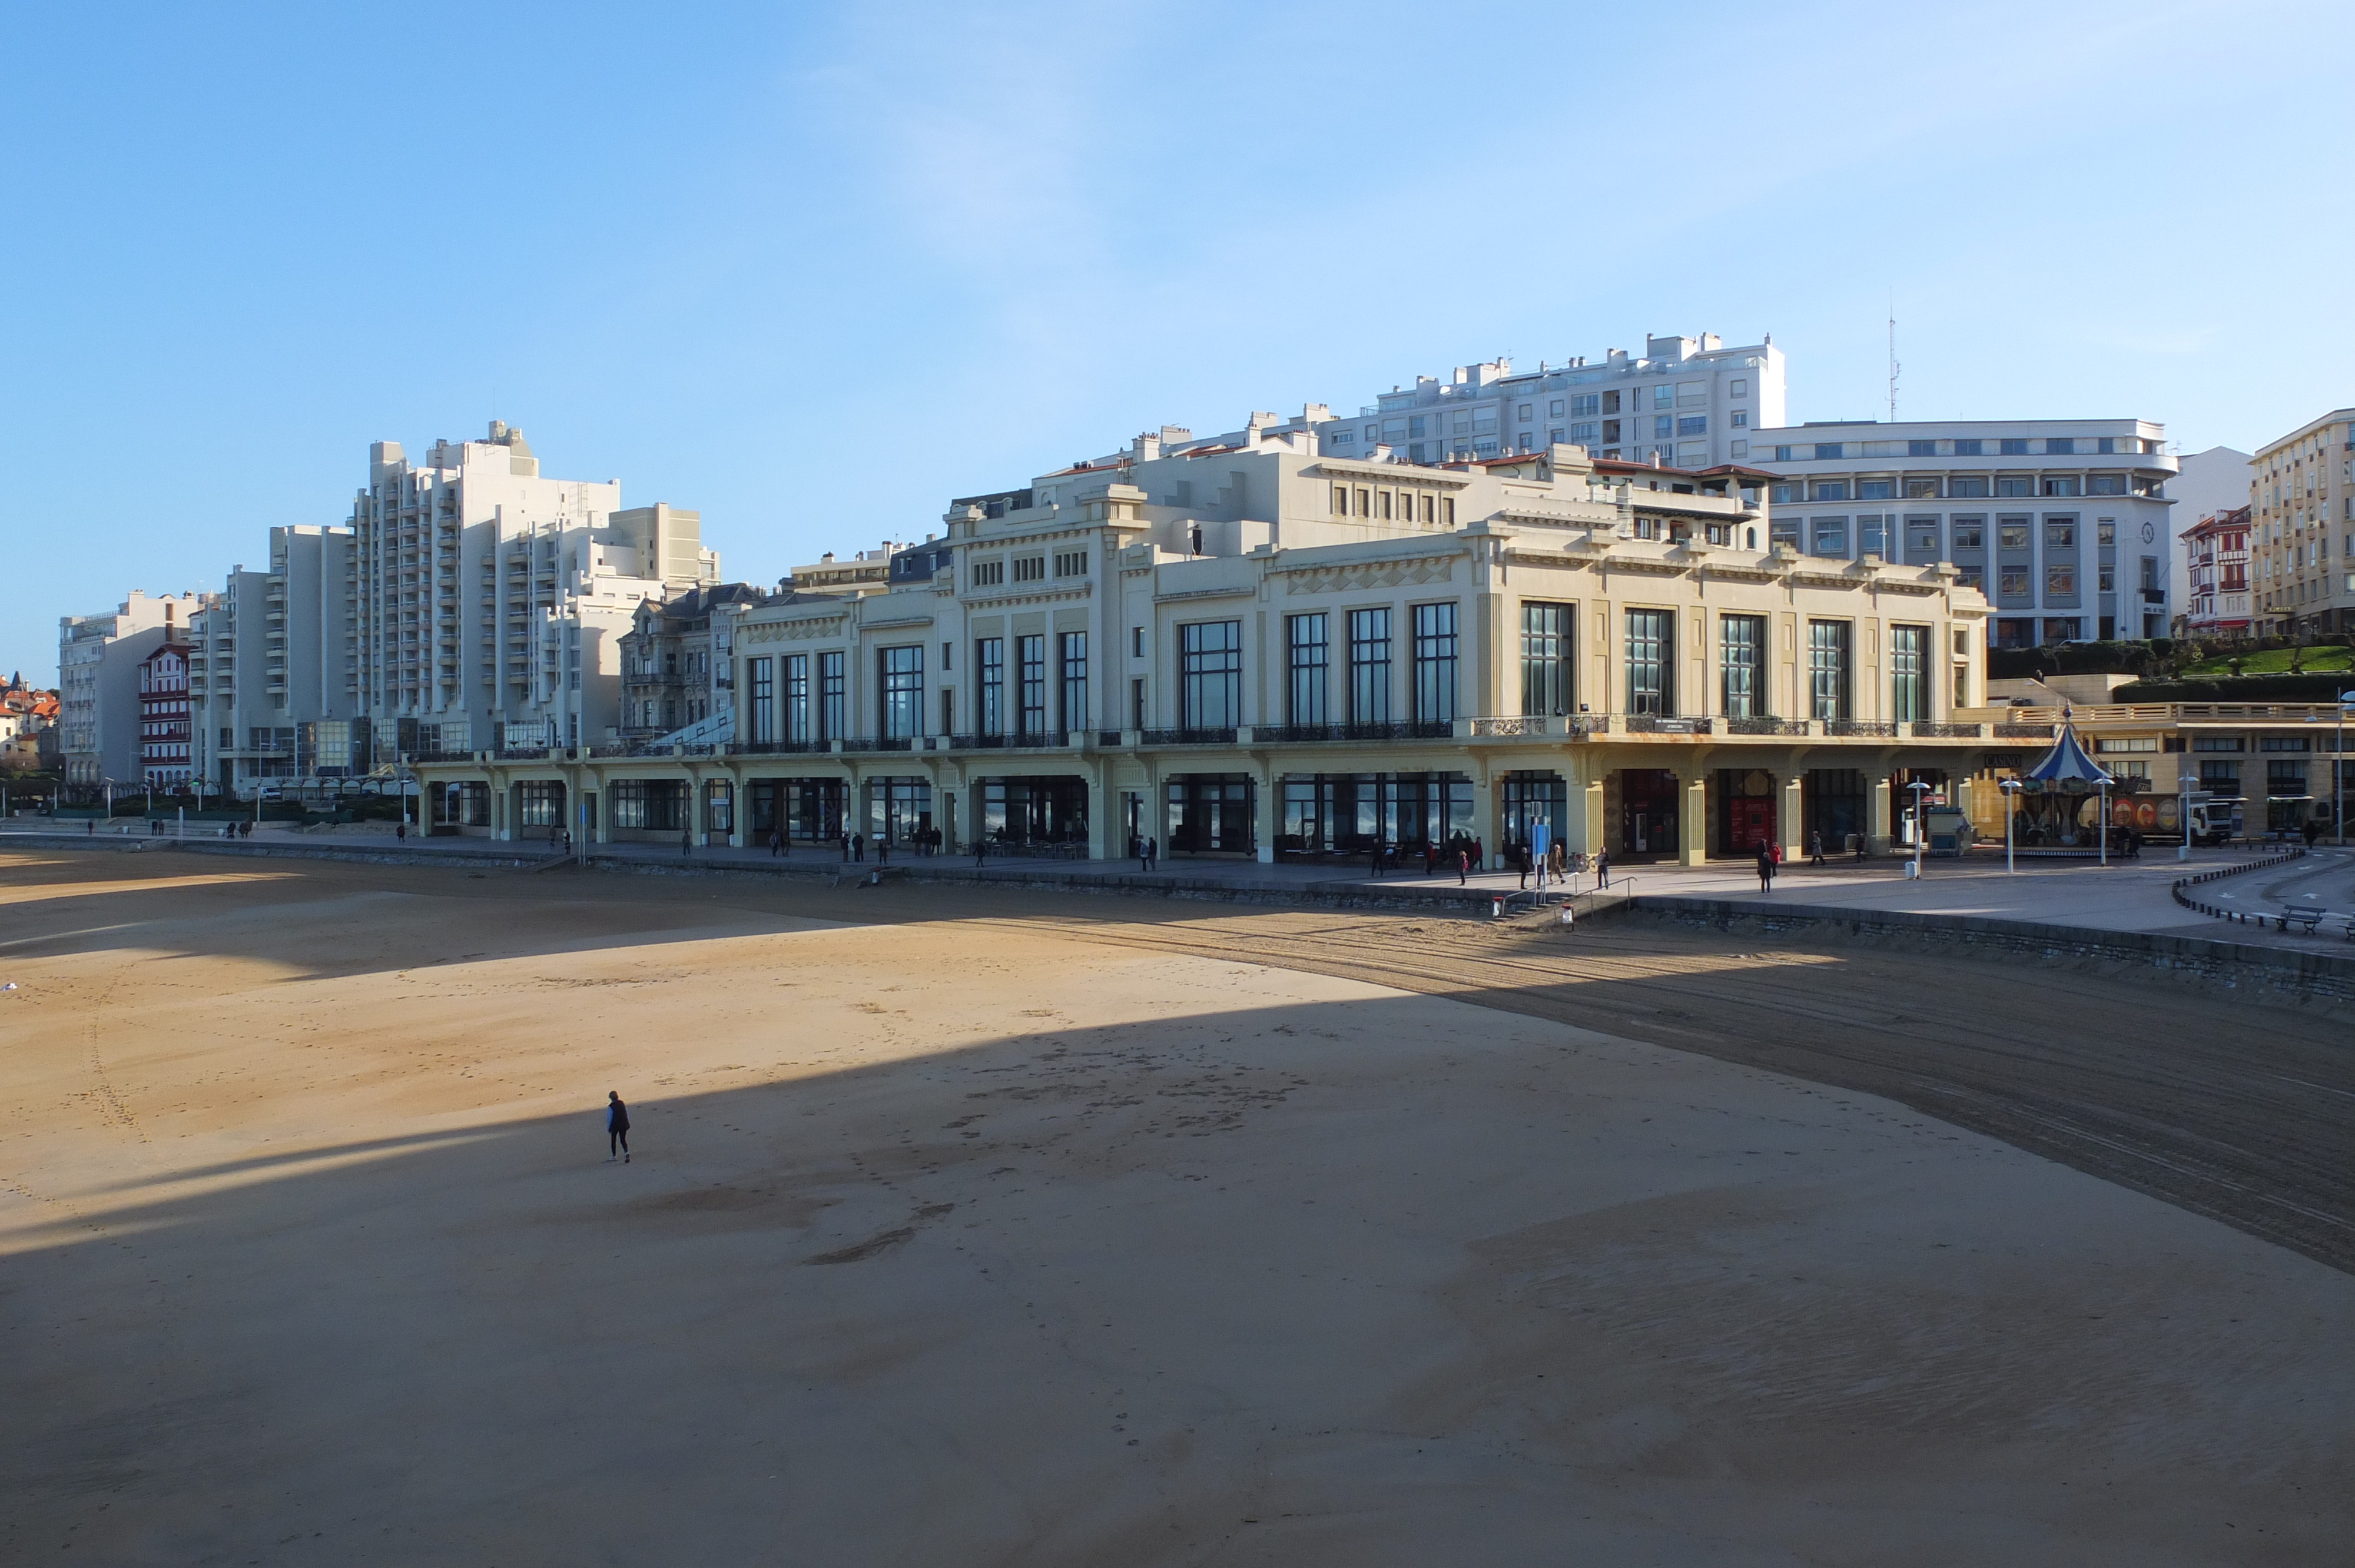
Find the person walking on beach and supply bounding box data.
[1756,843,1774,893]
[606,1091,631,1163]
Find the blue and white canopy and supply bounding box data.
[2023,716,2113,786]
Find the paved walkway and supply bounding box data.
[8,821,2349,954]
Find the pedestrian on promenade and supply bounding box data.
[564,829,573,854]
[768,829,782,858]
[1809,829,1824,867]
[1137,835,1149,872]
[838,832,850,862]
[606,1091,631,1163]
[679,828,693,857]
[877,836,890,866]
[1596,849,1611,890]
[1457,846,1468,885]
[1756,844,1774,893]
[1770,841,1784,880]
[395,820,405,841]
[851,833,864,862]
[1474,836,1486,872]
[1145,836,1159,873]
[976,835,988,868]
[1517,845,1531,890]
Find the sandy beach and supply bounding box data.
[2,848,2350,1565]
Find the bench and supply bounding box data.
[2277,907,2327,935]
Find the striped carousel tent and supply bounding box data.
[2022,716,2114,789]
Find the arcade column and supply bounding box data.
[1679,772,1709,868]
[1779,770,1807,862]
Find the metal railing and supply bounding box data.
[1825,719,1898,738]
[1724,716,1809,736]
[1140,727,1239,746]
[1910,720,1984,738]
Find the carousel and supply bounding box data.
[2008,718,2142,848]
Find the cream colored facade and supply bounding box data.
[2247,408,2355,635]
[422,431,1998,863]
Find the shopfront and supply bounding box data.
[978,775,1089,849]
[1617,768,1679,856]
[1716,768,1776,855]
[1167,774,1255,855]
[1276,772,1474,856]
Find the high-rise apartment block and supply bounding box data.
[1747,420,2177,647]
[1315,334,1785,471]
[58,590,207,787]
[2245,409,2354,635]
[347,422,717,757]
[186,524,361,796]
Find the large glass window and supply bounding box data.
[1411,603,1458,724]
[1179,620,1242,729]
[1625,609,1673,716]
[818,651,845,741]
[1720,614,1766,718]
[1890,624,1926,723]
[784,654,810,743]
[749,657,774,743]
[1520,602,1573,717]
[880,645,923,740]
[1058,631,1087,733]
[1807,620,1852,721]
[977,637,1004,734]
[1286,613,1329,725]
[1017,634,1046,736]
[1347,607,1391,723]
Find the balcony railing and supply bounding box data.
[947,731,1070,750]
[838,736,915,753]
[1824,719,1898,738]
[1724,716,1809,736]
[1994,721,2057,739]
[1624,715,1713,735]
[1910,721,1984,738]
[1140,727,1239,746]
[737,739,831,755]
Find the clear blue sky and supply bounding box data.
[4,0,2349,680]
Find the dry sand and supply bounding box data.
[1,849,2350,1565]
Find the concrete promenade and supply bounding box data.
[9,818,2351,955]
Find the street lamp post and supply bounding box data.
[1905,780,1933,879]
[2098,773,2110,869]
[2180,765,2194,863]
[2001,777,2022,873]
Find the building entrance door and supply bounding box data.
[1618,768,1679,856]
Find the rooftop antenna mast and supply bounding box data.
[1886,295,1900,422]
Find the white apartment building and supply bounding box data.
[346,422,717,757]
[186,525,363,799]
[2245,409,2355,636]
[1315,334,1786,471]
[1749,419,2177,647]
[58,590,207,788]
